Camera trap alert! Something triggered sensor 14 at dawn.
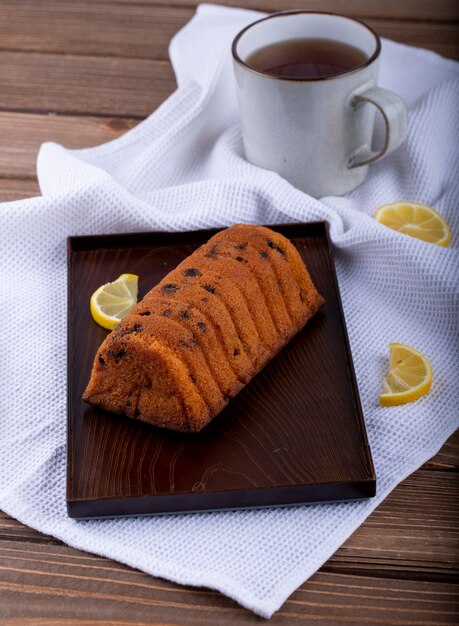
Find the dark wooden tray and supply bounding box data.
[67,222,376,518]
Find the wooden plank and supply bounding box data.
[88,0,459,22]
[365,18,459,59]
[424,431,459,470]
[0,112,138,179]
[326,471,459,580]
[0,178,40,202]
[0,1,458,61]
[0,512,61,545]
[0,540,457,624]
[0,52,176,118]
[0,1,192,60]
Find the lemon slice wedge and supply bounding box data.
[375,201,451,246]
[90,273,139,330]
[380,343,432,406]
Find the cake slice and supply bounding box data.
[134,296,244,399]
[190,247,279,351]
[157,265,269,369]
[198,239,292,338]
[149,282,254,383]
[211,225,319,320]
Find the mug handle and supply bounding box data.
[348,86,408,168]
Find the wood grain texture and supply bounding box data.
[0,539,458,624]
[0,52,176,117]
[1,1,458,61]
[0,112,138,179]
[326,471,459,580]
[367,18,459,58]
[87,0,459,22]
[0,0,192,60]
[424,430,459,470]
[0,178,40,202]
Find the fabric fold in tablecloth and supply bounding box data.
[1,4,458,618]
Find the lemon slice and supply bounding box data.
[375,201,451,246]
[90,273,139,330]
[380,343,432,406]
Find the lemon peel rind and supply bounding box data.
[379,342,433,407]
[374,201,451,247]
[379,377,432,406]
[90,274,139,331]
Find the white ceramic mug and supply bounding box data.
[232,11,408,197]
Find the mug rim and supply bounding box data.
[231,10,382,82]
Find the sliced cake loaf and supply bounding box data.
[83,224,324,432]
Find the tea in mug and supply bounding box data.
[246,38,368,79]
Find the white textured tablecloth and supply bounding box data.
[1,4,458,618]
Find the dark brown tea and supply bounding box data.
[246,38,368,79]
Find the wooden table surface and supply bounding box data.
[1,1,458,623]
